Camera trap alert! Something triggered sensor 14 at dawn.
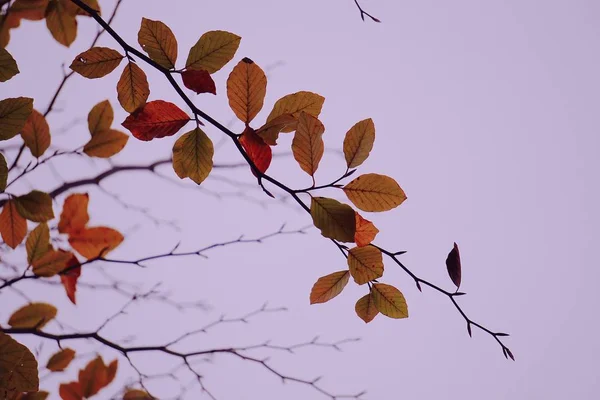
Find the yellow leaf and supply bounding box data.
[45,0,77,47]
[343,118,375,168]
[83,129,128,158]
[343,173,407,212]
[309,270,350,304]
[0,47,19,82]
[371,283,408,319]
[347,246,383,285]
[8,303,57,329]
[292,112,325,177]
[58,193,89,234]
[68,227,124,259]
[123,389,153,400]
[0,200,27,249]
[266,91,324,133]
[310,197,356,242]
[256,113,296,146]
[226,57,267,124]
[32,249,73,277]
[46,348,75,372]
[354,212,379,247]
[355,293,379,323]
[0,97,33,141]
[0,153,6,192]
[69,47,124,79]
[172,128,214,185]
[185,30,241,73]
[26,223,50,264]
[117,62,150,113]
[21,109,51,158]
[87,100,113,137]
[138,18,177,70]
[15,190,54,222]
[0,332,39,393]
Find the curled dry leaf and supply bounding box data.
[122,100,189,141]
[256,113,296,145]
[70,47,124,79]
[310,270,350,304]
[446,242,462,289]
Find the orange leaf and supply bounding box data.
[106,359,118,385]
[45,0,77,47]
[182,69,216,95]
[291,112,325,177]
[32,249,74,277]
[355,293,379,323]
[309,270,350,304]
[256,113,296,146]
[59,381,83,400]
[239,126,271,176]
[88,100,113,137]
[226,57,267,124]
[46,348,76,372]
[354,212,379,247]
[68,227,124,259]
[347,246,384,285]
[83,129,129,158]
[78,356,108,398]
[343,173,407,212]
[69,47,124,79]
[371,283,408,319]
[59,254,81,304]
[0,200,27,249]
[266,91,325,133]
[343,118,375,169]
[58,193,89,234]
[445,242,462,289]
[20,109,50,158]
[122,100,189,141]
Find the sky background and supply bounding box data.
[2,0,599,399]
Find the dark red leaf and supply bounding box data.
[60,255,81,305]
[239,126,272,176]
[182,69,216,95]
[122,100,189,141]
[445,242,461,289]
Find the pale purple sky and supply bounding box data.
[3,0,599,399]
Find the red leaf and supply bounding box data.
[121,100,189,141]
[445,242,461,289]
[182,69,216,95]
[59,381,83,400]
[354,212,379,247]
[60,254,81,305]
[239,126,271,176]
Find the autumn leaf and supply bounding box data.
[343,118,375,168]
[46,348,76,372]
[186,30,241,73]
[45,0,77,47]
[88,100,113,136]
[15,190,54,222]
[8,302,57,329]
[122,100,190,141]
[172,128,214,184]
[60,255,81,304]
[26,222,50,264]
[59,382,83,400]
[70,47,124,79]
[123,389,153,400]
[446,242,462,289]
[21,109,51,158]
[347,246,384,284]
[182,69,216,95]
[355,293,379,323]
[0,200,27,249]
[309,270,350,304]
[117,62,150,113]
[0,47,19,82]
[239,126,271,176]
[354,212,379,247]
[227,57,267,124]
[69,227,124,259]
[58,193,89,234]
[371,283,408,319]
[79,356,109,398]
[0,97,33,141]
[0,332,39,394]
[83,129,129,158]
[256,113,296,145]
[343,173,407,212]
[32,249,74,277]
[266,91,325,133]
[0,153,7,192]
[9,0,49,21]
[310,197,356,242]
[106,359,118,385]
[138,18,177,70]
[292,112,325,177]
[17,391,49,400]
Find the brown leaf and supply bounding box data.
[255,113,296,145]
[138,18,177,70]
[0,200,27,249]
[26,222,50,264]
[83,129,129,158]
[445,242,462,289]
[58,193,89,234]
[8,303,57,329]
[186,30,241,73]
[45,0,77,47]
[59,382,82,400]
[343,118,375,168]
[59,254,81,304]
[78,356,108,398]
[123,389,153,400]
[347,246,384,285]
[21,109,51,157]
[310,197,356,242]
[15,190,54,222]
[122,100,189,141]
[226,57,267,124]
[172,128,214,185]
[291,112,325,177]
[69,47,124,79]
[355,293,379,323]
[46,348,76,372]
[266,91,325,133]
[309,270,350,304]
[0,332,39,393]
[32,249,74,277]
[0,97,33,141]
[0,47,19,82]
[117,62,150,113]
[371,283,408,319]
[87,100,113,137]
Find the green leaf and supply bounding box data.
[172,128,214,185]
[15,190,54,222]
[0,97,33,141]
[310,197,356,242]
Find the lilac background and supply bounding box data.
[2,0,599,398]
